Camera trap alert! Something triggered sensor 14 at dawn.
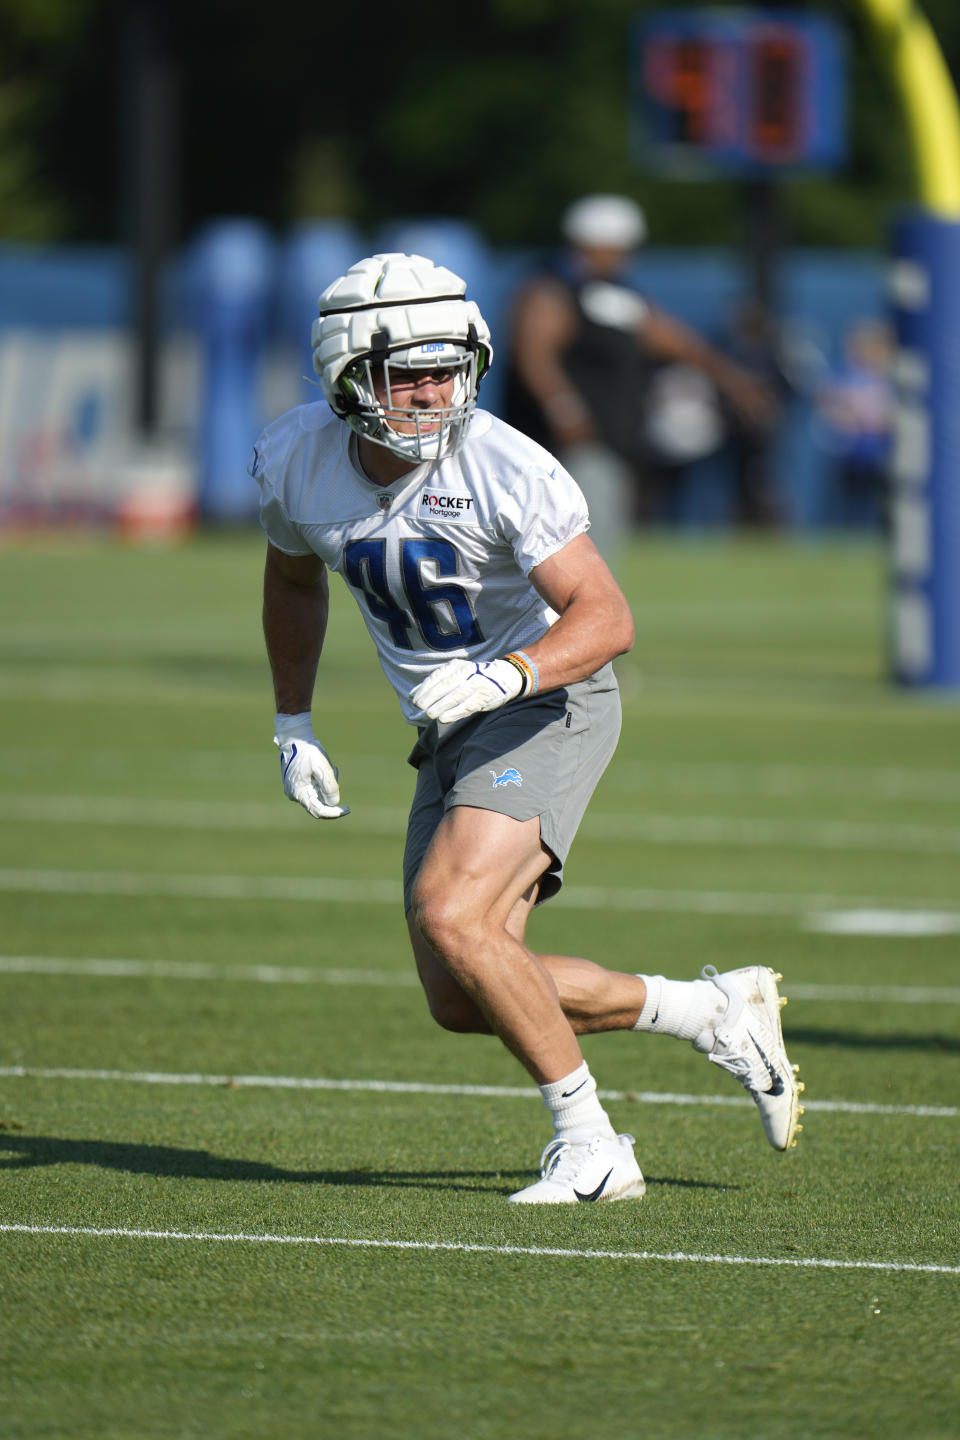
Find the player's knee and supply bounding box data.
[411,888,476,962]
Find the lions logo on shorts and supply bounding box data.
[490,767,523,789]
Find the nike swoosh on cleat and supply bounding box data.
[560,1079,589,1098]
[574,1167,614,1202]
[747,1030,785,1096]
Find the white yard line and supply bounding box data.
[0,1223,955,1276]
[3,791,960,855]
[1,1066,955,1119]
[2,955,958,1005]
[611,758,960,804]
[804,910,960,937]
[0,955,420,986]
[3,748,958,803]
[0,668,953,723]
[0,867,399,904]
[579,814,960,854]
[1,866,959,924]
[786,981,960,1004]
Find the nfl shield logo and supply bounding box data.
[375,492,393,511]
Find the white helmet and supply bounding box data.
[311,252,493,462]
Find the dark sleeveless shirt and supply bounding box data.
[505,265,655,465]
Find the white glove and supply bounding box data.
[410,653,538,725]
[273,712,349,819]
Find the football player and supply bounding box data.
[254,251,802,1203]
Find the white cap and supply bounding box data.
[560,194,647,250]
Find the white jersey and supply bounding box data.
[250,403,589,724]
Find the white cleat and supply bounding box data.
[508,1132,646,1205]
[697,965,804,1152]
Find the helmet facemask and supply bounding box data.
[340,339,481,462]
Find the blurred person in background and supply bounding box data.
[811,318,894,530]
[717,295,794,529]
[632,358,731,527]
[253,250,803,1205]
[505,194,780,560]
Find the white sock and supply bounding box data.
[632,974,727,1043]
[539,1062,616,1143]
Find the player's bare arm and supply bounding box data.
[522,532,634,691]
[642,305,779,431]
[410,534,632,725]
[262,542,348,820]
[262,543,328,714]
[510,281,596,446]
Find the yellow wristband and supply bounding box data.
[503,651,539,697]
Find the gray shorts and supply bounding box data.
[402,663,621,912]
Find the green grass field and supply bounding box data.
[1,530,958,1439]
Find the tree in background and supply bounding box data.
[0,0,957,248]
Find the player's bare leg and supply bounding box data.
[408,904,647,1036]
[412,858,697,1044]
[410,803,647,1202]
[409,818,720,1040]
[411,806,584,1083]
[410,806,803,1157]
